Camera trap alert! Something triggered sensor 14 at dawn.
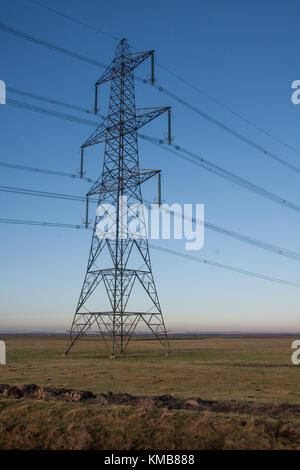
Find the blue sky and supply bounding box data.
[1,0,300,332]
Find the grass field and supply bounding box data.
[1,334,300,449]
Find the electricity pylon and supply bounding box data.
[65,39,171,357]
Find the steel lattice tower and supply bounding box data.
[65,39,171,357]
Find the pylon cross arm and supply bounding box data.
[120,168,160,185]
[87,169,160,196]
[82,107,170,149]
[81,117,107,150]
[95,50,154,86]
[134,106,170,132]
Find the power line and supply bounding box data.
[156,62,300,156]
[27,0,300,157]
[6,96,300,215]
[141,134,300,215]
[1,216,300,289]
[7,87,105,120]
[201,219,300,262]
[7,86,95,115]
[0,161,95,184]
[145,200,300,262]
[1,182,300,264]
[27,0,121,41]
[2,21,299,176]
[0,218,85,230]
[149,244,300,290]
[6,97,98,126]
[153,84,300,176]
[5,91,300,262]
[0,22,107,69]
[3,22,299,322]
[0,185,97,204]
[3,159,300,260]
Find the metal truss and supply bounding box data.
[65,39,171,356]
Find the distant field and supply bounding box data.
[1,334,300,449]
[1,334,299,401]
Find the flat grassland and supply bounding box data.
[0,334,300,450]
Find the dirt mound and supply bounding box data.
[95,392,179,409]
[1,384,300,417]
[0,384,93,402]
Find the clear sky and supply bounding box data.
[1,0,300,332]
